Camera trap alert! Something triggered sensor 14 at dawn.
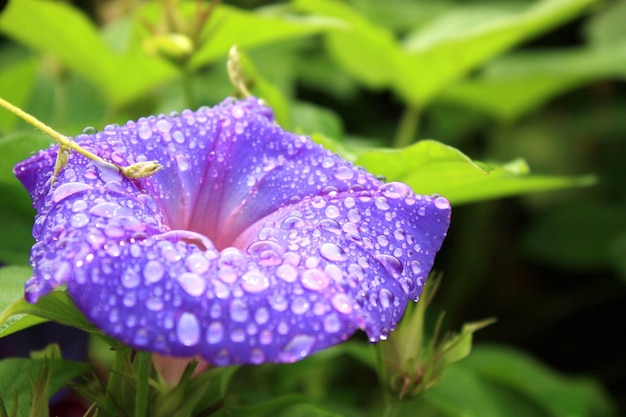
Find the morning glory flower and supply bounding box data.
[14,97,450,366]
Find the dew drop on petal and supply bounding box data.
[177,313,200,346]
[138,125,152,139]
[323,314,341,333]
[319,243,348,262]
[279,334,316,363]
[250,348,266,364]
[247,240,284,266]
[121,268,140,289]
[156,119,171,133]
[241,270,270,293]
[276,263,298,282]
[375,196,390,211]
[282,216,305,229]
[301,268,330,291]
[291,296,310,315]
[379,288,395,309]
[229,299,249,322]
[186,253,210,274]
[89,202,123,219]
[375,254,404,278]
[71,213,89,228]
[380,182,412,199]
[324,205,340,219]
[408,260,422,275]
[52,182,93,203]
[207,322,223,344]
[146,297,164,311]
[331,293,353,314]
[333,166,354,180]
[178,272,206,297]
[254,307,270,325]
[434,196,450,210]
[175,155,189,171]
[144,260,165,283]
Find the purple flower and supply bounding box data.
[14,97,450,366]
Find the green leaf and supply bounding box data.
[0,55,37,132]
[0,291,99,339]
[440,45,626,122]
[0,358,91,417]
[295,0,599,106]
[585,0,626,47]
[0,266,32,318]
[355,140,595,205]
[224,395,343,417]
[522,202,626,271]
[0,0,176,106]
[462,345,617,417]
[440,318,496,366]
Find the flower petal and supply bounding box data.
[15,97,450,365]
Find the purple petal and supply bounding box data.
[15,97,450,365]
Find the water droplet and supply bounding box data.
[82,126,98,135]
[269,293,288,312]
[89,202,124,219]
[138,125,152,140]
[324,205,340,219]
[146,297,164,311]
[375,196,390,211]
[177,313,200,346]
[434,196,450,210]
[291,297,310,315]
[255,307,270,325]
[376,254,403,277]
[276,263,298,282]
[144,260,165,283]
[333,166,354,180]
[259,330,273,345]
[230,328,246,343]
[71,213,89,228]
[229,299,249,322]
[247,240,284,266]
[380,182,412,199]
[347,209,361,223]
[207,322,223,344]
[178,272,205,297]
[301,268,330,291]
[156,119,171,133]
[279,334,316,363]
[133,329,149,346]
[312,196,326,209]
[319,243,348,262]
[52,182,93,203]
[175,154,189,171]
[250,348,266,364]
[241,270,270,293]
[377,235,389,247]
[71,200,88,213]
[231,106,244,119]
[121,268,140,289]
[379,288,394,309]
[409,260,422,274]
[323,314,341,333]
[282,216,305,229]
[186,253,210,274]
[331,293,353,314]
[173,130,185,144]
[316,219,341,235]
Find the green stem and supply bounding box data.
[0,96,162,179]
[135,351,152,417]
[393,104,421,148]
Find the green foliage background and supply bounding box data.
[0,0,625,416]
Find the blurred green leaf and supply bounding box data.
[0,0,177,106]
[0,357,91,417]
[0,56,37,132]
[462,345,617,417]
[585,0,626,47]
[522,202,626,271]
[0,291,99,340]
[609,232,626,283]
[441,45,626,122]
[0,266,32,321]
[224,395,342,417]
[292,101,344,139]
[295,0,599,106]
[355,140,595,204]
[189,5,341,70]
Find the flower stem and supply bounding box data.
[135,350,152,417]
[0,96,162,179]
[393,104,421,148]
